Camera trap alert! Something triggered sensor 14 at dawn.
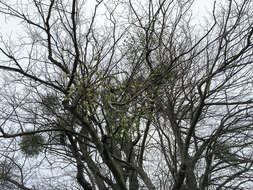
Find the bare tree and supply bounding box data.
[145,1,253,189]
[0,0,253,190]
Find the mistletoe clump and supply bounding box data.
[20,133,45,157]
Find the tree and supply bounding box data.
[0,0,253,189]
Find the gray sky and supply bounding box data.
[0,0,216,36]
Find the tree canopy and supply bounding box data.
[0,0,253,189]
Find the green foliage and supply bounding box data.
[41,93,60,115]
[20,133,45,157]
[101,79,146,141]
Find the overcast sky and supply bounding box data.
[0,0,216,36]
